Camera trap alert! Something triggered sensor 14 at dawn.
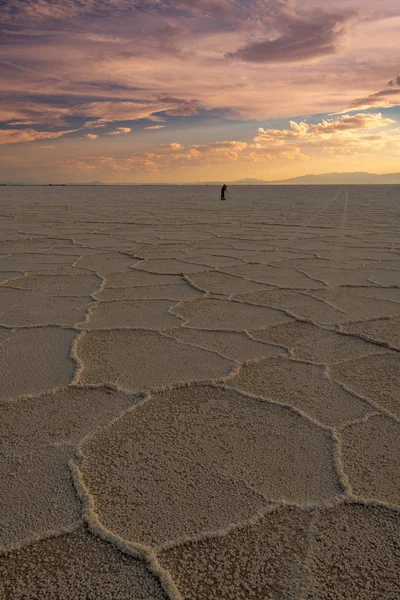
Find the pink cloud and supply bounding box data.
[389,75,400,87]
[227,7,357,63]
[85,133,98,139]
[1,0,400,175]
[347,87,400,111]
[0,3,399,128]
[0,100,72,126]
[172,0,233,18]
[107,126,131,135]
[0,128,78,145]
[80,99,199,125]
[0,0,136,25]
[159,96,199,117]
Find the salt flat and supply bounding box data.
[0,184,399,599]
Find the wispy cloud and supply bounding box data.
[107,126,131,135]
[227,7,357,63]
[1,1,399,128]
[0,100,72,126]
[1,0,400,181]
[79,99,199,126]
[0,0,135,25]
[389,75,400,87]
[346,76,400,110]
[0,128,78,145]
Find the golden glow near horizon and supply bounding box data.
[1,0,400,183]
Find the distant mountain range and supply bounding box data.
[229,172,400,185]
[3,172,400,186]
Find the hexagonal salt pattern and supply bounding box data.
[2,185,400,599]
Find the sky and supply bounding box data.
[1,0,400,183]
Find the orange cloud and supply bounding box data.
[19,113,399,177]
[158,142,183,150]
[107,126,131,135]
[0,128,78,145]
[253,113,398,156]
[3,109,400,184]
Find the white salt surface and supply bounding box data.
[0,185,399,598]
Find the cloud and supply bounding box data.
[0,128,77,145]
[0,0,237,26]
[107,126,131,135]
[172,0,234,18]
[84,120,107,129]
[0,93,198,141]
[253,113,398,157]
[1,0,400,169]
[0,0,243,34]
[85,133,98,139]
[147,115,166,123]
[0,0,136,25]
[187,141,248,162]
[37,140,250,176]
[165,142,182,150]
[80,98,199,125]
[158,96,199,117]
[7,111,400,182]
[347,86,400,111]
[227,7,356,63]
[255,113,395,141]
[82,101,166,124]
[306,113,395,133]
[61,153,160,173]
[388,75,400,87]
[0,100,72,126]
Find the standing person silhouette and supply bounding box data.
[221,184,227,201]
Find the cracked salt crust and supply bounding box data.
[1,184,400,599]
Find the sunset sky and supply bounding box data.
[1,0,400,183]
